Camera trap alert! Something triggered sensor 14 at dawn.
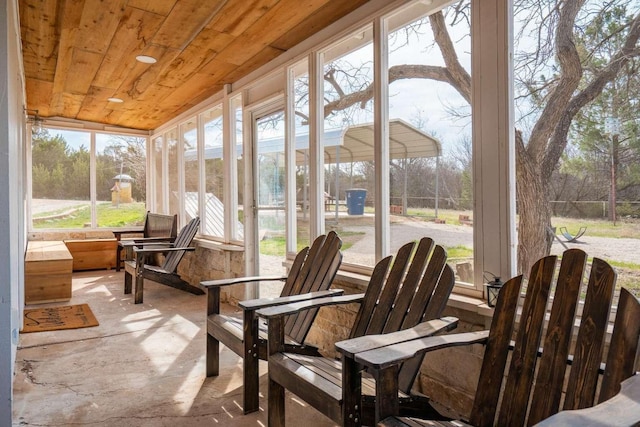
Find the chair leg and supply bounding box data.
[343,356,363,427]
[124,270,132,294]
[244,355,259,414]
[243,309,260,414]
[134,263,144,304]
[116,245,122,272]
[206,333,219,377]
[374,366,400,424]
[267,316,286,426]
[268,377,285,427]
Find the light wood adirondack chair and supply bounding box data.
[350,248,640,426]
[201,231,343,414]
[257,237,457,427]
[124,217,202,304]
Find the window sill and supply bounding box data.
[194,237,244,252]
[332,269,492,318]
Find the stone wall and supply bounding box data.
[176,242,245,303]
[29,230,115,240]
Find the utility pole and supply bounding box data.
[605,116,620,225]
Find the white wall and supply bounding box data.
[0,0,27,422]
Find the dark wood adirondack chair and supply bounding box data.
[257,237,457,427]
[350,248,640,426]
[115,212,178,271]
[124,217,202,304]
[201,231,343,414]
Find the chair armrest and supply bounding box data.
[533,375,640,427]
[200,275,288,288]
[354,329,490,370]
[133,246,196,254]
[335,316,459,358]
[239,289,345,310]
[256,293,365,319]
[112,228,144,238]
[118,237,174,248]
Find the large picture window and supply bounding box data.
[30,127,147,229]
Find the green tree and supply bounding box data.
[568,4,640,220]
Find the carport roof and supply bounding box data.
[186,119,441,164]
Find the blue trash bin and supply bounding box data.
[345,189,367,215]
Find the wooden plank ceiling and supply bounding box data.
[20,0,371,130]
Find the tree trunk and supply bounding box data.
[516,130,552,276]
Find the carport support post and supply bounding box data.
[435,155,439,218]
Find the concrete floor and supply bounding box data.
[13,270,338,426]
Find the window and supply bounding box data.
[166,127,180,219]
[321,24,375,267]
[96,133,147,227]
[182,119,198,223]
[30,127,147,229]
[291,59,311,251]
[152,135,164,213]
[202,106,224,238]
[385,3,474,288]
[151,96,244,243]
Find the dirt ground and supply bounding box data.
[330,213,639,296]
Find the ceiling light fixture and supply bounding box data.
[108,97,124,103]
[136,55,157,64]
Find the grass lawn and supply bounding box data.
[33,202,146,228]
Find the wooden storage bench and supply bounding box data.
[25,241,73,304]
[64,238,117,271]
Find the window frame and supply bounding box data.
[27,122,150,231]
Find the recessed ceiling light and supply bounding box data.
[108,97,124,103]
[136,55,157,64]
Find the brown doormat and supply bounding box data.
[21,304,99,333]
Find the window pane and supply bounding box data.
[166,128,180,219]
[256,111,286,279]
[233,96,245,242]
[182,119,198,223]
[203,106,224,238]
[322,25,374,267]
[31,128,90,229]
[292,59,311,250]
[153,136,164,213]
[96,133,147,228]
[385,3,474,287]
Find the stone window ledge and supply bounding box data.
[332,269,493,321]
[194,237,244,252]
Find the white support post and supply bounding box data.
[197,112,205,235]
[471,0,516,287]
[285,68,297,255]
[243,92,258,297]
[162,135,169,214]
[309,51,325,239]
[374,17,390,260]
[223,84,237,243]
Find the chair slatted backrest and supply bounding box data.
[283,231,343,344]
[145,212,178,238]
[350,237,456,393]
[161,217,200,273]
[469,248,640,427]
